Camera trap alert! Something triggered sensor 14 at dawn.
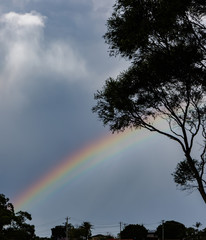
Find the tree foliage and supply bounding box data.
[0,193,35,240]
[104,0,206,59]
[93,0,206,202]
[51,225,66,240]
[120,224,148,240]
[51,221,92,240]
[0,194,14,231]
[156,221,186,240]
[186,227,197,240]
[172,159,202,191]
[80,221,93,240]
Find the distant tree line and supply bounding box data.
[50,220,206,240]
[2,193,206,240]
[120,221,206,240]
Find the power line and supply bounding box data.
[143,221,161,226]
[94,225,119,229]
[34,216,164,238]
[35,217,65,228]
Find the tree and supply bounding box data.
[0,193,35,240]
[185,227,196,240]
[51,225,66,240]
[193,222,202,240]
[51,222,92,240]
[93,0,206,202]
[5,211,35,240]
[200,228,206,240]
[156,221,186,240]
[186,224,205,240]
[0,194,14,239]
[79,221,93,240]
[120,224,148,240]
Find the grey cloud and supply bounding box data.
[0,11,89,110]
[1,1,205,239]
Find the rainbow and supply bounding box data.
[13,127,157,211]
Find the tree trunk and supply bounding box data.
[185,152,206,204]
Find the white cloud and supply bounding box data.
[0,11,87,107]
[1,11,45,27]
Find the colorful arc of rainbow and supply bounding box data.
[13,128,154,211]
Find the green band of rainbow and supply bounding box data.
[13,128,156,211]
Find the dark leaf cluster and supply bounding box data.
[105,0,206,60]
[172,159,202,190]
[156,221,186,240]
[0,194,35,240]
[120,224,148,240]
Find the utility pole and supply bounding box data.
[119,222,122,239]
[65,217,69,240]
[162,220,164,240]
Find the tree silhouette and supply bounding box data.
[156,221,186,240]
[80,222,93,240]
[93,0,206,202]
[121,224,148,240]
[0,193,35,239]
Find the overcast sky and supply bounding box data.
[0,0,206,238]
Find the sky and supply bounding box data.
[0,0,206,238]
